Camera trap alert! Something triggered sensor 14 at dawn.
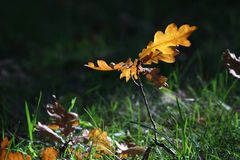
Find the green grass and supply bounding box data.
[1,71,239,159]
[1,1,240,158]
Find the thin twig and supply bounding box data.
[135,61,176,159]
[137,76,158,143]
[131,76,140,86]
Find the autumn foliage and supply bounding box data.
[40,147,58,160]
[0,137,31,160]
[85,23,196,86]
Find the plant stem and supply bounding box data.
[135,62,175,158]
[137,77,175,158]
[137,76,158,143]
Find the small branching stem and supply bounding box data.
[137,76,158,143]
[136,61,175,159]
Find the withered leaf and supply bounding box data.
[88,128,114,157]
[223,49,240,79]
[0,150,31,160]
[0,137,10,149]
[47,124,59,130]
[46,99,79,136]
[0,137,31,160]
[145,68,168,88]
[40,147,58,160]
[115,140,146,159]
[36,122,64,143]
[120,146,146,158]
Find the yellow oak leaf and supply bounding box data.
[119,58,139,81]
[85,23,196,83]
[139,23,196,64]
[85,59,140,82]
[85,60,124,71]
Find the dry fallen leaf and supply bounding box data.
[88,128,113,157]
[73,150,83,160]
[36,122,64,143]
[0,150,31,160]
[0,137,10,149]
[37,97,79,140]
[40,147,58,160]
[223,49,240,79]
[0,137,31,160]
[120,146,146,159]
[115,141,146,159]
[139,23,196,64]
[46,99,79,136]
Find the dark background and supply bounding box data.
[0,0,240,124]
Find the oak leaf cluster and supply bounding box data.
[86,23,196,87]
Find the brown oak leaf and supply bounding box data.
[223,49,240,79]
[45,99,79,136]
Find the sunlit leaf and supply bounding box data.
[139,23,196,64]
[119,59,139,81]
[86,59,140,82]
[85,23,196,85]
[85,60,124,71]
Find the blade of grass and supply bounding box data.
[4,137,14,160]
[223,79,238,101]
[68,97,77,112]
[84,108,98,128]
[25,101,33,141]
[33,91,42,126]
